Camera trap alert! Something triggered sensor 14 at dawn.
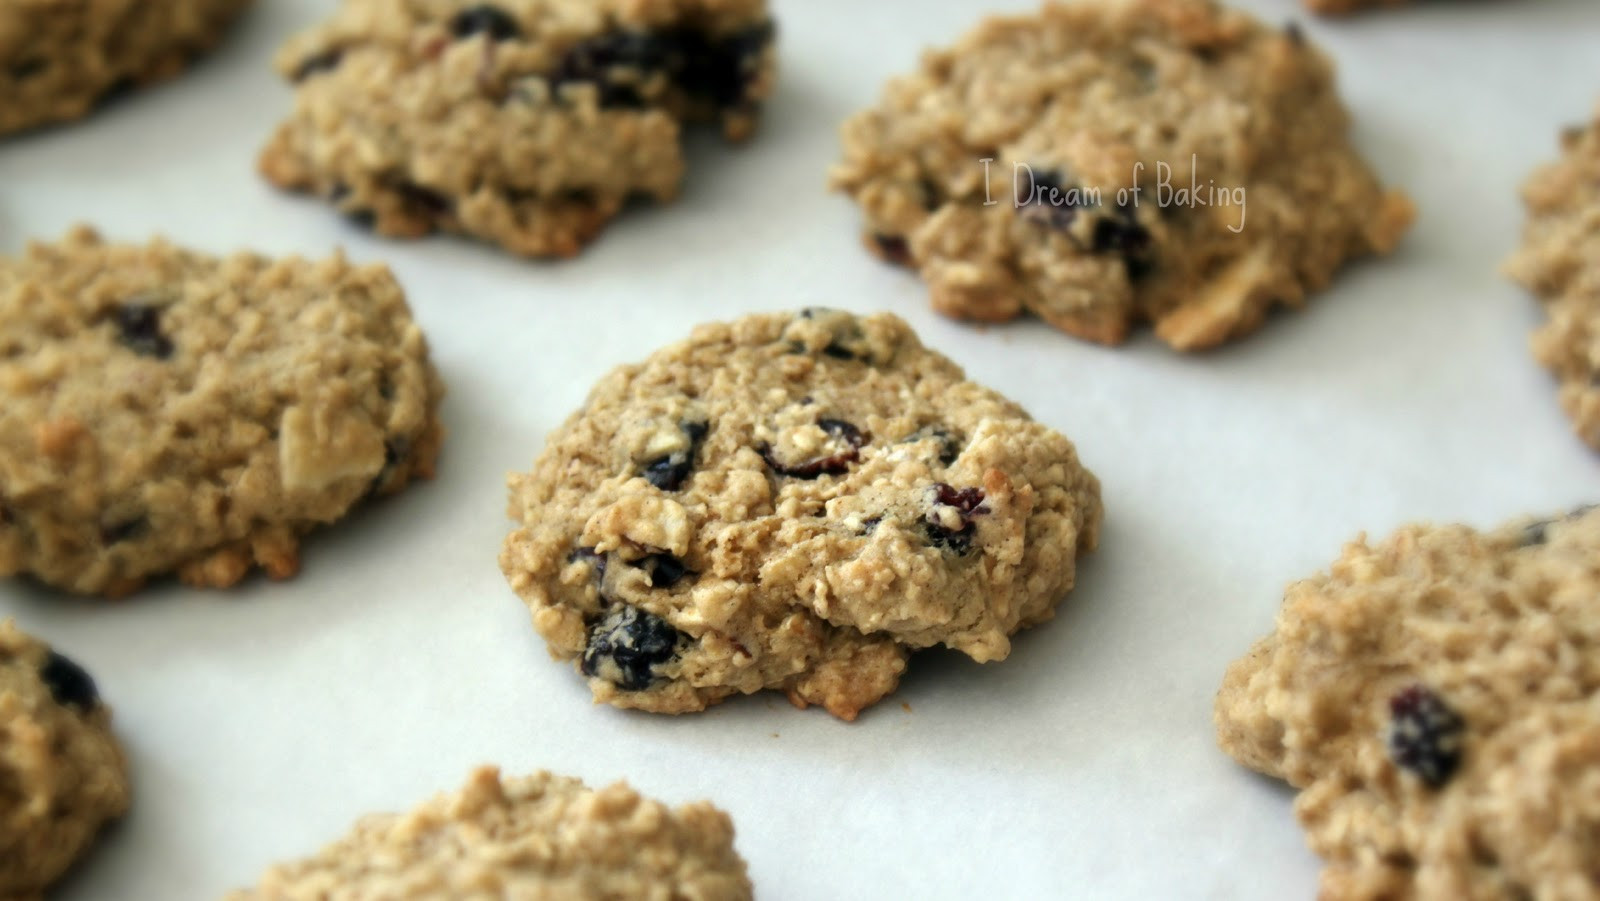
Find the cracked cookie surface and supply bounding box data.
[830,0,1413,351]
[1215,507,1600,899]
[1505,104,1600,452]
[500,309,1102,720]
[260,0,777,257]
[0,226,444,597]
[228,766,751,900]
[0,0,252,136]
[0,620,129,899]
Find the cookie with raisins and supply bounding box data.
[260,0,778,257]
[0,620,128,897]
[499,309,1103,720]
[0,227,444,596]
[0,0,252,136]
[830,0,1413,350]
[1215,506,1600,898]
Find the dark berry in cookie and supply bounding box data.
[113,303,174,359]
[450,6,520,41]
[760,418,867,479]
[636,553,689,588]
[292,49,343,82]
[923,484,989,555]
[581,605,682,691]
[39,650,100,711]
[641,421,709,491]
[1387,684,1465,789]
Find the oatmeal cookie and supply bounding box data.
[499,309,1103,720]
[259,0,777,257]
[0,0,253,136]
[1215,506,1600,899]
[229,766,752,900]
[0,226,444,597]
[0,620,129,899]
[1505,105,1600,452]
[830,0,1413,351]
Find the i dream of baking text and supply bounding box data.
[980,158,1247,233]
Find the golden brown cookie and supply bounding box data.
[260,0,778,257]
[1,620,129,899]
[0,227,445,597]
[0,0,253,136]
[1506,105,1600,452]
[1215,507,1600,899]
[229,766,752,900]
[831,0,1413,351]
[500,309,1103,720]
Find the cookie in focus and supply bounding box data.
[500,309,1103,720]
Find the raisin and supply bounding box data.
[641,421,709,491]
[1387,685,1465,789]
[39,650,99,711]
[581,605,682,691]
[99,516,146,546]
[873,234,912,267]
[671,21,775,108]
[396,181,453,218]
[636,553,689,588]
[922,484,989,555]
[903,427,962,466]
[569,546,609,583]
[293,49,344,81]
[760,419,867,479]
[450,6,520,41]
[1092,205,1154,281]
[551,31,666,109]
[10,59,46,79]
[1016,169,1081,229]
[113,303,174,359]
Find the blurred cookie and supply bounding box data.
[1216,507,1600,898]
[0,227,444,596]
[229,766,751,900]
[1506,105,1600,451]
[0,0,252,135]
[500,309,1102,720]
[0,621,129,897]
[260,0,777,257]
[831,0,1413,350]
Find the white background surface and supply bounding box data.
[3,0,1599,897]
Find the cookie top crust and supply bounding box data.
[0,0,253,136]
[500,309,1103,720]
[0,620,130,898]
[1506,106,1600,452]
[1215,507,1600,899]
[228,766,752,900]
[260,0,777,257]
[0,226,445,597]
[831,0,1413,351]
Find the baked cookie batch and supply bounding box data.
[1,0,1595,897]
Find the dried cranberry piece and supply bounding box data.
[760,419,867,479]
[641,421,709,491]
